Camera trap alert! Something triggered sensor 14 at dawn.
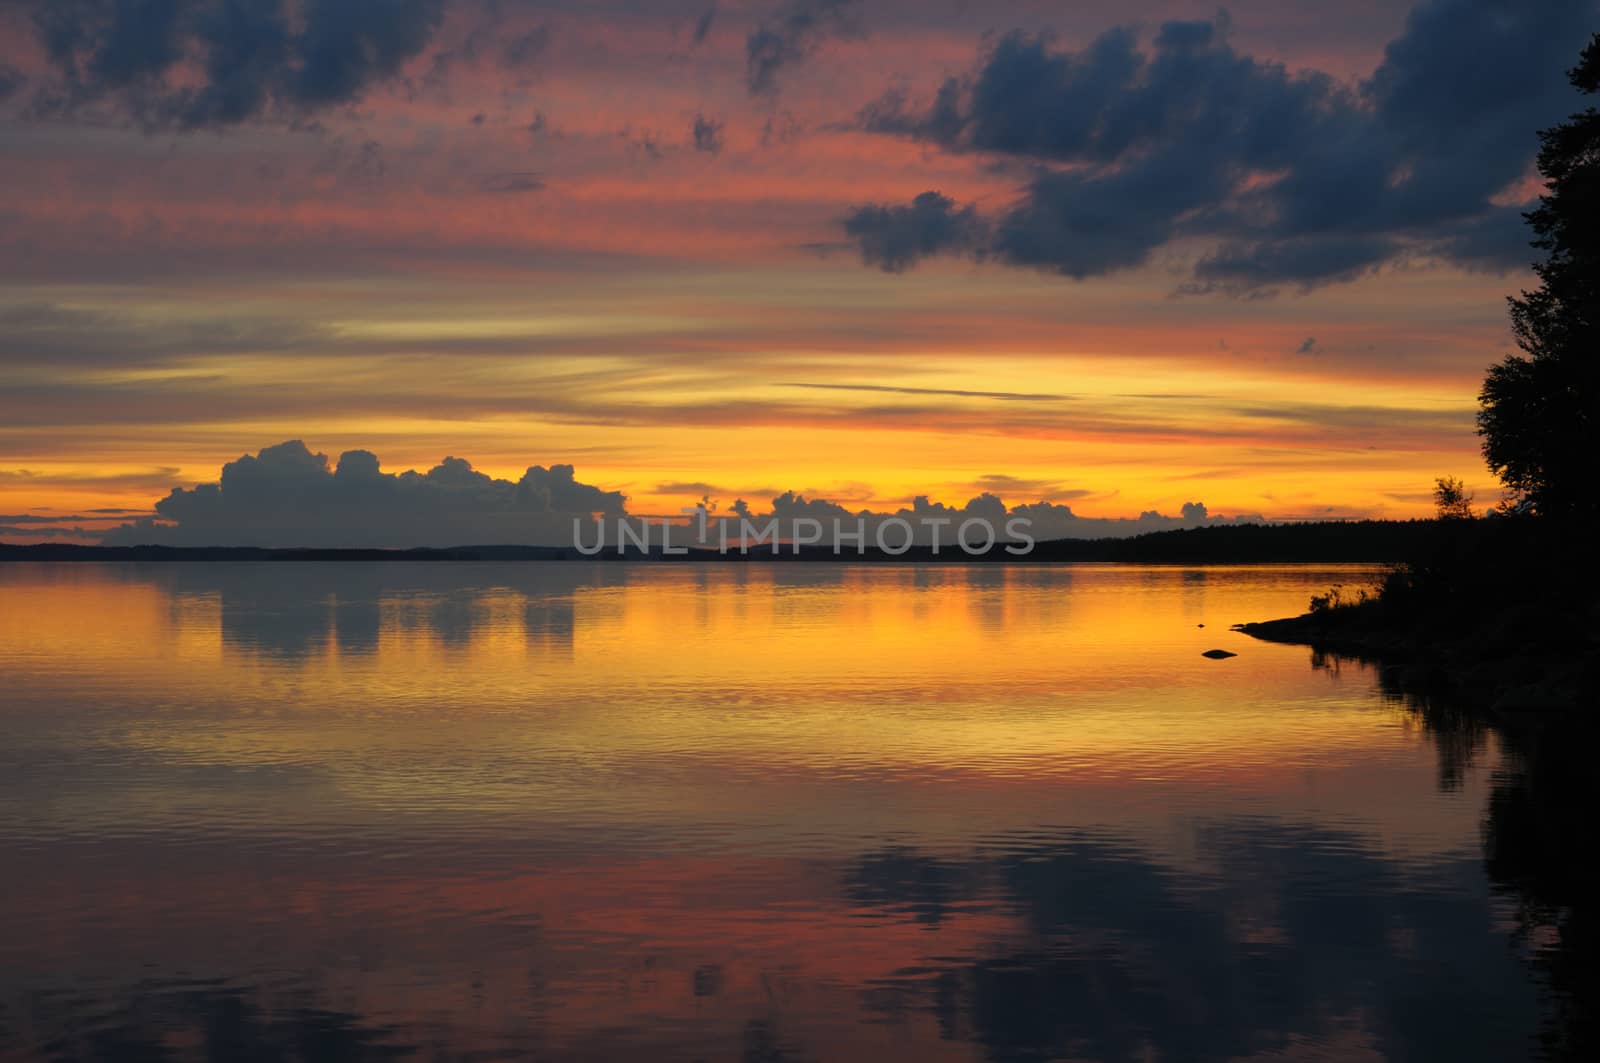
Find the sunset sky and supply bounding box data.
[1,0,1592,543]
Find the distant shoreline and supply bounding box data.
[0,520,1451,565]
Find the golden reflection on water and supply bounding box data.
[0,562,1537,1062]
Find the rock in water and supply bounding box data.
[1201,649,1237,659]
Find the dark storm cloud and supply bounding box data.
[745,0,861,96]
[19,0,447,128]
[841,191,986,273]
[102,440,627,548]
[0,62,24,100]
[1425,206,1540,273]
[849,0,1595,291]
[691,112,724,153]
[1186,235,1403,295]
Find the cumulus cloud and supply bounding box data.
[849,0,1593,290]
[768,490,853,520]
[102,440,627,548]
[92,442,1271,548]
[18,0,447,129]
[745,0,861,96]
[699,487,1265,549]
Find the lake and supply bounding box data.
[0,562,1575,1061]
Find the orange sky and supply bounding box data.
[0,0,1576,540]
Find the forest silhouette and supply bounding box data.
[1245,34,1600,715]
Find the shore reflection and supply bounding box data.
[0,562,1573,1061]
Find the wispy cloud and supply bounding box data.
[746,0,863,95]
[480,171,546,194]
[784,382,1072,402]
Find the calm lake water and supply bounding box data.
[0,562,1577,1061]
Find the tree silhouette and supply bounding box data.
[1432,476,1475,520]
[1479,37,1600,521]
